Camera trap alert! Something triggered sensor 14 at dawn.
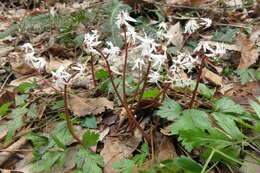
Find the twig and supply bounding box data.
[0,72,13,90]
[122,30,129,102]
[90,54,97,88]
[188,55,206,109]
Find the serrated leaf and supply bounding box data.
[112,159,135,173]
[142,89,160,99]
[214,97,244,114]
[15,82,37,93]
[75,148,103,173]
[5,107,28,144]
[27,133,49,148]
[213,112,244,140]
[179,128,233,149]
[48,122,73,148]
[133,143,150,167]
[171,109,211,134]
[51,135,67,149]
[157,98,182,120]
[31,151,66,172]
[28,103,38,118]
[81,116,97,129]
[15,94,29,106]
[83,130,99,148]
[95,69,109,80]
[0,102,13,116]
[236,69,257,84]
[50,100,64,110]
[174,156,202,173]
[249,98,260,119]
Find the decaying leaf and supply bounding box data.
[157,135,177,161]
[202,68,223,86]
[168,22,183,50]
[47,57,72,73]
[69,95,114,116]
[236,33,259,69]
[9,75,41,87]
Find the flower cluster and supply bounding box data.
[184,18,212,34]
[51,63,86,86]
[21,43,47,71]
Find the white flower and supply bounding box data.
[103,41,120,62]
[31,57,47,70]
[184,19,200,34]
[170,53,197,74]
[194,41,214,53]
[83,30,101,54]
[158,22,167,30]
[116,10,137,29]
[206,42,226,57]
[136,33,158,57]
[200,18,212,28]
[21,43,34,53]
[148,71,161,83]
[132,58,145,71]
[125,25,138,43]
[150,54,166,71]
[51,65,72,85]
[24,52,36,64]
[71,63,86,79]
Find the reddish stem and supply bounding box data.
[122,30,129,102]
[188,55,206,108]
[90,54,97,88]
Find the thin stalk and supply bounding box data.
[201,149,215,173]
[96,49,151,145]
[90,54,97,88]
[122,30,129,102]
[63,84,84,146]
[188,55,206,108]
[137,61,151,106]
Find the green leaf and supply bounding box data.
[214,97,244,114]
[236,69,257,84]
[82,130,99,148]
[213,112,244,140]
[31,151,66,172]
[95,69,109,80]
[50,100,64,110]
[112,159,135,173]
[213,27,238,42]
[157,98,182,120]
[15,82,37,93]
[249,97,260,119]
[5,107,28,144]
[27,133,49,148]
[133,143,150,167]
[142,89,160,99]
[75,147,103,173]
[179,128,233,149]
[48,122,73,148]
[0,102,13,116]
[28,103,38,118]
[174,156,202,173]
[171,109,211,134]
[81,116,97,129]
[15,94,29,106]
[51,135,67,149]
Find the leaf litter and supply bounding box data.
[0,0,260,172]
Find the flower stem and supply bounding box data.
[122,30,129,102]
[90,54,97,88]
[188,55,206,108]
[96,49,151,145]
[63,84,83,146]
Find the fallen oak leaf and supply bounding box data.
[236,33,259,69]
[69,95,114,116]
[202,67,223,86]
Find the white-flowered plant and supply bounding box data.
[21,43,47,71]
[184,18,212,34]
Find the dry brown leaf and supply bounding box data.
[0,47,14,57]
[168,22,183,50]
[100,137,133,173]
[202,68,223,86]
[224,0,243,6]
[47,57,72,73]
[157,136,177,162]
[69,95,114,116]
[236,33,259,69]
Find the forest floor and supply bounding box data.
[0,0,259,173]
